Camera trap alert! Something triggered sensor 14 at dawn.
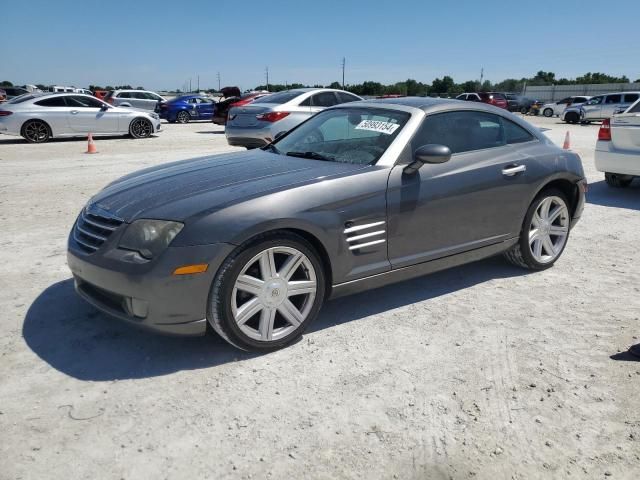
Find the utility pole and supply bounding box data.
[479,67,484,90]
[197,75,200,93]
[342,57,346,89]
[189,78,192,92]
[265,66,269,91]
[217,72,221,91]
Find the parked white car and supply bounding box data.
[595,98,640,187]
[0,92,162,143]
[540,96,590,118]
[104,89,166,111]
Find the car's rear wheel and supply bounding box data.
[605,172,633,188]
[520,107,528,115]
[22,120,51,143]
[176,111,190,124]
[543,108,553,117]
[208,232,326,352]
[564,112,579,124]
[504,189,571,270]
[129,118,153,138]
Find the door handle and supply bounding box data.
[70,110,79,115]
[502,164,526,176]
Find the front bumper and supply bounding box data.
[67,239,235,336]
[595,142,640,176]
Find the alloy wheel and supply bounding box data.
[528,196,569,264]
[177,111,190,123]
[130,118,152,138]
[231,246,317,342]
[24,121,49,143]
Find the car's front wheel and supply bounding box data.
[564,112,579,124]
[208,232,325,352]
[176,111,190,124]
[504,189,571,270]
[605,172,633,188]
[543,108,553,117]
[129,118,153,138]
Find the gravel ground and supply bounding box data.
[0,115,638,480]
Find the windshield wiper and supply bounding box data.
[285,151,335,161]
[262,143,281,155]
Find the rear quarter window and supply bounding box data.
[34,97,67,107]
[502,119,535,144]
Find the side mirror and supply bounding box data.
[100,104,109,111]
[403,144,451,174]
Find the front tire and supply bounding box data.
[22,120,51,143]
[605,172,633,188]
[504,189,571,270]
[564,112,579,124]
[543,108,553,117]
[208,232,326,352]
[129,118,153,138]
[176,110,190,124]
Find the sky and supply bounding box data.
[3,0,639,91]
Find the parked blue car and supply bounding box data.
[157,95,215,123]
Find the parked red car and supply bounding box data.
[456,92,509,109]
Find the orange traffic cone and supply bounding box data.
[86,133,98,154]
[562,131,570,150]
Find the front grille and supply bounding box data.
[73,208,123,253]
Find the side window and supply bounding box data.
[502,118,535,144]
[299,96,311,107]
[147,93,162,101]
[34,97,67,107]
[574,97,587,103]
[558,97,571,104]
[623,93,639,103]
[118,92,131,99]
[456,94,466,100]
[413,111,505,154]
[587,96,603,105]
[188,98,198,104]
[336,92,360,104]
[311,92,338,107]
[198,98,213,104]
[628,101,640,113]
[66,96,103,108]
[605,94,622,104]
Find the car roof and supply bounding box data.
[356,96,463,111]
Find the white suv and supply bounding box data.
[541,96,590,118]
[104,89,166,111]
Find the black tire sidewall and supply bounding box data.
[517,189,571,270]
[130,118,152,138]
[543,108,553,117]
[23,120,50,143]
[177,111,190,123]
[209,234,326,351]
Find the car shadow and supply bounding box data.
[610,347,640,362]
[24,257,526,382]
[0,135,155,145]
[586,179,639,211]
[196,131,225,134]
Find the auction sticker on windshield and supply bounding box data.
[355,120,400,135]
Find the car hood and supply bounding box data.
[89,150,367,222]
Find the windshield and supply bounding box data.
[268,107,410,165]
[6,94,36,104]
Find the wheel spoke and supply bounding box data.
[235,297,263,325]
[548,205,564,222]
[539,198,552,219]
[542,235,556,256]
[533,238,543,259]
[549,226,568,237]
[236,274,264,296]
[277,299,303,327]
[287,280,316,297]
[258,308,276,341]
[259,248,277,279]
[532,212,542,227]
[529,228,540,243]
[278,252,303,280]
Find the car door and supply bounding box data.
[386,110,537,268]
[581,95,603,120]
[196,97,214,119]
[601,94,623,118]
[66,95,119,133]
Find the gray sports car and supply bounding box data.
[67,98,586,352]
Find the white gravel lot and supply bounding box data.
[0,115,638,480]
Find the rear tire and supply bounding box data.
[176,110,190,124]
[22,120,51,143]
[207,232,326,352]
[504,189,571,271]
[564,112,579,124]
[605,172,633,188]
[543,108,553,117]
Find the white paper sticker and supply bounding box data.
[355,120,400,135]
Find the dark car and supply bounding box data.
[68,98,586,352]
[2,86,29,100]
[456,92,509,109]
[212,92,271,126]
[157,94,215,123]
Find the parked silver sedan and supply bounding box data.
[0,93,162,143]
[225,88,362,148]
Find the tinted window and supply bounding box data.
[558,97,572,104]
[413,111,506,154]
[605,94,622,104]
[573,97,587,103]
[35,96,67,107]
[336,92,360,104]
[503,119,535,144]
[311,92,338,107]
[628,101,640,113]
[623,93,639,103]
[117,92,131,99]
[255,91,303,105]
[299,97,311,106]
[66,96,104,108]
[456,94,466,100]
[7,94,36,104]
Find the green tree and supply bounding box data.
[328,81,342,89]
[430,76,455,94]
[575,72,629,84]
[0,80,13,87]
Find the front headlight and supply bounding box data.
[119,219,183,259]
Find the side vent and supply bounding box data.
[344,220,386,251]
